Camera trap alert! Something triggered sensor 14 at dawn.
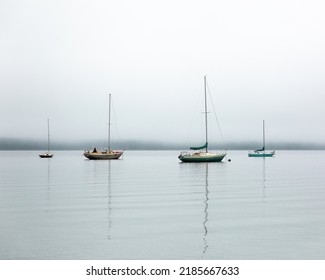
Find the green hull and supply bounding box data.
[248,152,274,157]
[178,152,226,162]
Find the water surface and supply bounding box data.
[0,150,324,259]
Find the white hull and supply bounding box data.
[179,152,226,162]
[84,150,123,160]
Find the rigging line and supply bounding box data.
[206,80,227,149]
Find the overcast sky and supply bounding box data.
[1,0,325,147]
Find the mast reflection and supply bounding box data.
[107,160,112,240]
[263,157,266,201]
[46,158,51,213]
[202,163,209,255]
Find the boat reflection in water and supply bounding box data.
[202,163,209,255]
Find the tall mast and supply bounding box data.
[108,94,111,151]
[204,75,208,153]
[47,118,50,153]
[263,120,265,153]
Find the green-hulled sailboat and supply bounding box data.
[248,120,275,157]
[178,76,226,163]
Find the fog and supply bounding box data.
[1,0,325,149]
[1,137,325,151]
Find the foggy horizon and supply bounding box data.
[1,1,325,148]
[1,137,324,151]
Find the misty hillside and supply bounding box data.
[1,138,324,150]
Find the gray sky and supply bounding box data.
[1,0,325,147]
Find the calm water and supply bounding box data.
[0,150,324,260]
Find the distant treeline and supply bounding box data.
[0,137,325,150]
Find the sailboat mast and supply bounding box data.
[263,120,265,153]
[47,118,50,153]
[204,76,208,153]
[108,94,111,151]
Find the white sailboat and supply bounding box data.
[39,118,54,158]
[178,76,227,162]
[84,94,123,160]
[248,120,275,157]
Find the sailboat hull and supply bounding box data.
[39,153,54,158]
[84,151,123,160]
[248,151,274,157]
[178,152,226,162]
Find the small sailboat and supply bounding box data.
[178,76,227,162]
[84,94,123,160]
[39,118,54,158]
[248,120,275,157]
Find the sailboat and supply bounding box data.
[39,118,54,158]
[83,94,123,160]
[248,120,275,157]
[178,76,227,162]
